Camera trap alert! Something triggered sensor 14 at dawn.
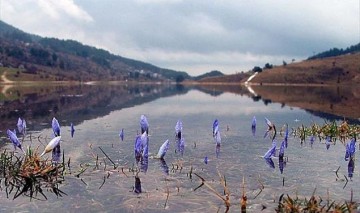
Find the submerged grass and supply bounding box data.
[293,120,360,143]
[0,148,66,200]
[276,189,358,213]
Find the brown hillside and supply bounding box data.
[248,53,360,85]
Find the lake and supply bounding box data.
[0,83,359,212]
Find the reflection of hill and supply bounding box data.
[248,85,360,122]
[0,84,189,131]
[193,84,249,97]
[193,84,360,123]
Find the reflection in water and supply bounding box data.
[215,144,220,158]
[134,175,142,194]
[251,116,256,136]
[279,157,286,174]
[175,138,185,156]
[0,83,359,211]
[119,128,124,141]
[1,84,358,136]
[264,157,275,169]
[70,123,75,138]
[0,84,189,132]
[348,158,355,179]
[159,158,169,175]
[204,156,208,164]
[248,85,360,122]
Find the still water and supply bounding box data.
[0,83,359,212]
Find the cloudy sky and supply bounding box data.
[1,0,359,76]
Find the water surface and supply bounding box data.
[0,84,358,212]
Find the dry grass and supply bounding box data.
[0,148,65,200]
[250,53,360,85]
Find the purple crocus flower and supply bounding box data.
[264,140,276,159]
[345,138,356,161]
[7,129,25,153]
[264,118,276,140]
[175,120,183,140]
[17,118,26,135]
[70,123,75,138]
[156,139,170,159]
[51,118,61,162]
[204,156,208,164]
[140,115,149,134]
[140,155,148,173]
[140,132,149,159]
[310,135,315,147]
[134,135,142,161]
[52,117,61,136]
[119,128,124,141]
[142,142,149,159]
[325,136,331,150]
[212,119,221,145]
[213,119,219,137]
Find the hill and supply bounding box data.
[308,43,360,60]
[0,21,190,82]
[192,70,224,81]
[248,52,360,85]
[198,43,360,85]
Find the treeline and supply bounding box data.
[39,37,191,81]
[193,70,224,81]
[308,43,360,60]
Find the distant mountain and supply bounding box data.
[0,21,190,82]
[193,70,224,81]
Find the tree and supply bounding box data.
[176,75,185,83]
[252,66,263,72]
[264,63,273,69]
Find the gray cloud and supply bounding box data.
[2,0,359,75]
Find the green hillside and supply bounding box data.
[0,20,190,82]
